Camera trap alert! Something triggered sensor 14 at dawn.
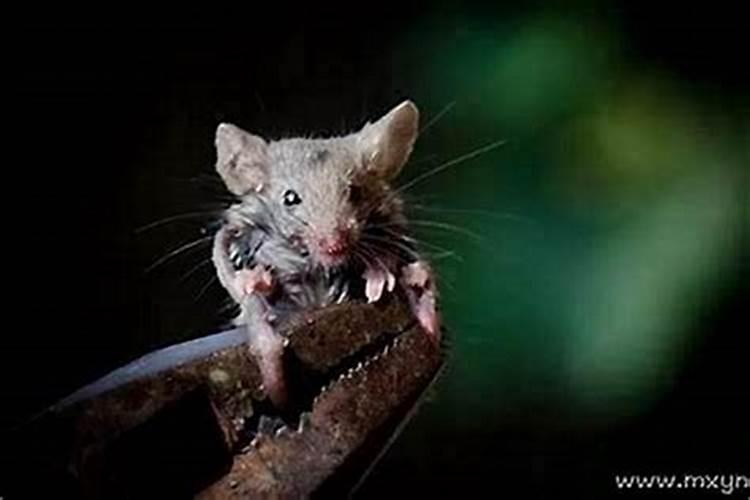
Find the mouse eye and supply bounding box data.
[283,189,302,206]
[348,184,363,204]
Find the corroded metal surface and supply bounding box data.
[199,323,439,498]
[5,294,444,499]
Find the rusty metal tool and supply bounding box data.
[3,294,445,498]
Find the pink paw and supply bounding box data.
[237,266,274,296]
[415,290,441,342]
[249,321,288,408]
[401,261,441,344]
[402,261,430,288]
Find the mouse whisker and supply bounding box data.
[392,235,462,261]
[418,101,456,135]
[135,210,221,234]
[351,248,372,269]
[194,275,218,303]
[359,234,419,260]
[426,250,463,264]
[357,239,411,266]
[217,298,240,316]
[354,243,386,267]
[407,220,484,241]
[178,258,214,283]
[144,235,214,274]
[396,138,507,195]
[407,204,535,225]
[370,226,420,245]
[373,225,464,260]
[370,220,484,242]
[360,138,509,218]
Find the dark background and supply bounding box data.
[4,2,748,498]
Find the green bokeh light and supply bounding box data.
[387,6,746,430]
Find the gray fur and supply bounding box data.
[215,100,420,293]
[211,101,427,406]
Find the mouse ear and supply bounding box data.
[357,100,419,179]
[215,123,268,196]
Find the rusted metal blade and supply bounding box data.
[4,294,444,499]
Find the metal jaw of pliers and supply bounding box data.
[4,294,445,498]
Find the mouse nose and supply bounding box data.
[319,228,351,258]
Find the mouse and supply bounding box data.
[211,100,440,407]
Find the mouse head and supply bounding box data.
[215,100,419,268]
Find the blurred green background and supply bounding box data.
[6,2,747,496]
[391,4,746,423]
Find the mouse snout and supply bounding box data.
[319,227,351,258]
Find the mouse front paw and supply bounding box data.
[236,266,274,296]
[247,319,288,408]
[401,261,441,344]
